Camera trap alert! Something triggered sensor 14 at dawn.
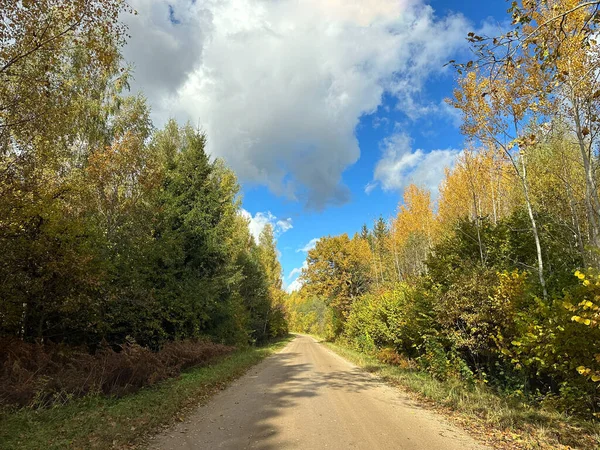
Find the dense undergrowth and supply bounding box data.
[0,336,291,450]
[0,338,233,408]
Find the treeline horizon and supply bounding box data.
[286,0,600,420]
[0,0,287,350]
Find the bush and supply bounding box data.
[417,336,474,382]
[344,284,433,356]
[376,347,417,370]
[0,338,233,408]
[502,270,600,416]
[432,269,526,377]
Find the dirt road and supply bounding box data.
[151,335,489,450]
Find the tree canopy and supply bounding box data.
[0,0,287,349]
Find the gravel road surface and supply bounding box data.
[151,335,489,450]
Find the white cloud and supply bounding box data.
[364,181,378,195]
[240,209,293,243]
[296,238,319,253]
[288,261,308,280]
[286,278,303,293]
[276,218,293,234]
[124,0,469,209]
[369,132,460,194]
[122,1,210,118]
[286,261,308,293]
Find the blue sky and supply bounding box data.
[121,0,510,291]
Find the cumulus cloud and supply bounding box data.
[368,132,460,194]
[288,261,308,280]
[286,278,303,293]
[124,0,469,209]
[296,238,319,253]
[240,209,293,243]
[286,261,308,293]
[122,1,210,114]
[277,218,294,234]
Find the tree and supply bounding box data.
[0,1,288,351]
[451,0,600,292]
[0,0,130,152]
[526,125,589,264]
[302,234,372,326]
[535,0,600,253]
[390,184,435,279]
[257,224,287,338]
[438,148,518,265]
[451,53,550,298]
[258,225,282,291]
[373,216,394,286]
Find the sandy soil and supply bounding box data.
[150,335,490,450]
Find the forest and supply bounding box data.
[4,0,600,440]
[0,0,287,407]
[286,0,600,420]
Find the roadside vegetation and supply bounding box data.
[286,1,600,448]
[0,337,291,450]
[1,0,287,355]
[5,0,600,449]
[0,338,233,408]
[0,0,288,444]
[324,341,600,449]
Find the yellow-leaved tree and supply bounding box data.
[389,184,436,279]
[301,233,372,327]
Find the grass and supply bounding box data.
[323,341,600,450]
[0,335,292,450]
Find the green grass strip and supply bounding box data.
[323,340,600,450]
[0,336,292,450]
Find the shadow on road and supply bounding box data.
[155,337,401,450]
[217,343,380,449]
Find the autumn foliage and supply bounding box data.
[0,0,288,407]
[0,338,233,408]
[287,0,600,420]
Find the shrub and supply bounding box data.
[376,347,417,370]
[502,270,600,416]
[344,284,433,356]
[417,336,474,383]
[432,269,526,373]
[0,338,233,408]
